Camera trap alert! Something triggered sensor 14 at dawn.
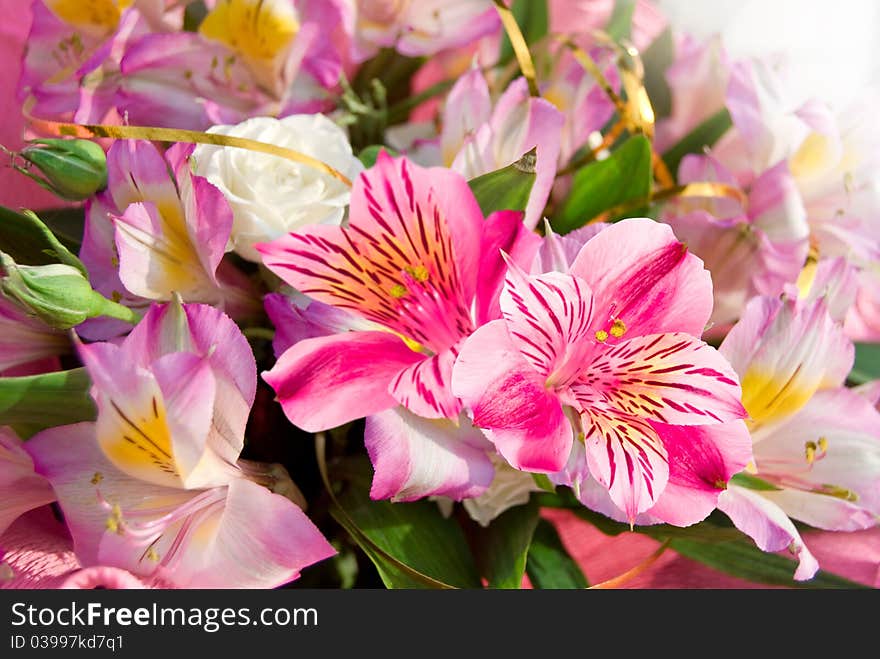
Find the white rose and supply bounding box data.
[192,114,364,262]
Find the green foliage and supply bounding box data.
[468,149,537,216]
[552,135,652,233]
[526,519,589,589]
[0,368,96,439]
[469,500,540,588]
[498,0,549,66]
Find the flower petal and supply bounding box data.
[645,420,753,527]
[582,409,669,522]
[718,485,820,581]
[364,407,494,502]
[257,153,481,353]
[572,332,746,426]
[0,428,55,536]
[720,296,854,426]
[262,331,421,432]
[569,218,714,338]
[752,387,880,521]
[499,264,594,384]
[452,321,573,473]
[475,210,542,326]
[389,348,461,419]
[162,478,336,588]
[78,342,186,489]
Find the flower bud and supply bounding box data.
[18,139,107,201]
[0,253,133,329]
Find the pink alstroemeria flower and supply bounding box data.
[27,300,335,588]
[257,152,541,501]
[117,0,348,129]
[79,139,257,339]
[452,218,751,523]
[662,153,809,330]
[446,71,564,229]
[17,0,182,124]
[717,294,880,580]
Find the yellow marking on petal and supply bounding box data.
[740,367,818,427]
[745,461,758,474]
[45,0,132,32]
[790,131,834,180]
[105,516,119,534]
[595,329,608,342]
[390,284,408,299]
[97,394,181,487]
[145,547,160,562]
[200,0,300,62]
[609,318,627,338]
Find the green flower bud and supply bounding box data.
[0,253,138,329]
[18,138,107,201]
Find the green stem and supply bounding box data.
[94,297,141,325]
[242,327,275,342]
[386,78,457,124]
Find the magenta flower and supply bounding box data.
[257,152,541,501]
[27,301,335,588]
[452,219,751,523]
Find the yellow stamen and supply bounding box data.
[610,318,627,338]
[91,472,103,485]
[817,436,828,452]
[405,265,430,282]
[390,284,408,299]
[805,441,817,464]
[595,329,608,342]
[145,547,160,562]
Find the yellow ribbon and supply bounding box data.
[493,0,540,97]
[25,111,353,188]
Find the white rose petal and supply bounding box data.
[192,114,364,262]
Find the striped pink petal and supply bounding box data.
[571,332,747,426]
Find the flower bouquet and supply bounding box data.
[0,0,878,591]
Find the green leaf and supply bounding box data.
[536,490,745,542]
[605,0,636,40]
[730,472,783,491]
[849,343,880,385]
[357,145,398,168]
[661,108,732,180]
[468,149,537,216]
[0,368,96,438]
[531,473,557,493]
[669,538,870,589]
[641,27,674,121]
[526,518,589,589]
[332,458,481,589]
[0,205,86,275]
[469,500,539,589]
[37,207,86,253]
[552,135,652,233]
[498,0,548,66]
